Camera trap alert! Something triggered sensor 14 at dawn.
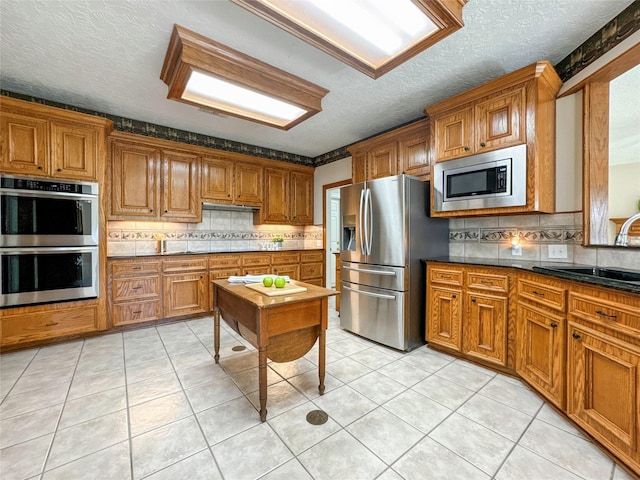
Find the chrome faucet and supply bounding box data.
[614,211,640,246]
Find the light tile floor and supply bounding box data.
[0,299,636,480]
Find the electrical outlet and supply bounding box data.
[511,244,522,256]
[548,244,568,259]
[316,240,322,248]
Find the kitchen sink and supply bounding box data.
[535,266,640,283]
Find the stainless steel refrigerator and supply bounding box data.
[340,174,449,351]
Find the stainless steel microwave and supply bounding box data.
[433,144,527,212]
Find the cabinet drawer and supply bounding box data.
[301,251,323,263]
[162,257,208,272]
[112,276,160,302]
[210,268,241,279]
[113,301,161,326]
[111,260,161,276]
[1,306,99,345]
[429,267,463,286]
[301,262,323,279]
[242,254,271,267]
[209,254,241,269]
[569,292,640,336]
[273,265,300,280]
[518,278,566,312]
[467,272,508,293]
[272,252,301,264]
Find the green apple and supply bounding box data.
[274,276,286,288]
[262,277,273,287]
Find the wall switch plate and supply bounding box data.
[548,244,568,259]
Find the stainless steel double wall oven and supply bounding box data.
[0,174,99,308]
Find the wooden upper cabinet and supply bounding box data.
[0,112,49,174]
[201,155,233,202]
[0,97,112,181]
[201,156,262,206]
[368,143,398,180]
[398,128,429,178]
[235,162,263,206]
[260,166,314,225]
[349,118,430,182]
[109,132,201,222]
[110,140,159,218]
[433,106,473,162]
[290,171,313,224]
[262,167,289,223]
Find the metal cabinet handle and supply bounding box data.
[471,298,477,303]
[532,290,545,297]
[595,310,617,319]
[451,294,457,299]
[45,321,59,326]
[463,146,470,151]
[480,142,486,147]
[550,322,558,328]
[572,332,581,340]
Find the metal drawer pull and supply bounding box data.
[342,285,395,300]
[532,290,545,297]
[440,275,451,279]
[132,310,142,314]
[480,279,492,284]
[132,286,141,290]
[595,310,617,319]
[343,266,395,276]
[45,321,59,326]
[132,266,142,270]
[572,332,581,340]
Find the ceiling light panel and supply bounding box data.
[160,24,329,130]
[231,0,468,78]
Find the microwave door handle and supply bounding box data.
[366,188,373,255]
[359,189,366,255]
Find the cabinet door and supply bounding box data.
[163,272,208,318]
[50,121,98,180]
[201,155,233,202]
[162,149,201,221]
[235,162,263,206]
[263,167,289,223]
[475,88,525,151]
[290,171,313,224]
[367,143,397,180]
[516,302,565,407]
[426,286,462,351]
[0,112,49,175]
[463,292,507,365]
[110,141,159,217]
[351,151,367,184]
[567,322,640,461]
[433,106,473,162]
[399,130,429,178]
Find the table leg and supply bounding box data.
[213,308,220,364]
[258,346,268,422]
[318,328,326,395]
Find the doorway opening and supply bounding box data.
[323,180,350,289]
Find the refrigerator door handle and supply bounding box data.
[366,188,373,255]
[362,187,370,256]
[359,189,366,255]
[342,285,396,300]
[343,266,396,276]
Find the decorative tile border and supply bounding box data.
[450,225,583,245]
[109,229,321,242]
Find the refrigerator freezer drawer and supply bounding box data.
[340,281,406,350]
[341,262,406,291]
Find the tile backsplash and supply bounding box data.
[449,212,640,270]
[107,210,323,256]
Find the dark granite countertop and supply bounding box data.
[108,248,323,260]
[423,256,640,295]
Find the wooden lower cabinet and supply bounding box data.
[516,302,565,408]
[427,285,462,351]
[109,259,162,327]
[163,272,208,318]
[463,292,507,365]
[300,251,324,286]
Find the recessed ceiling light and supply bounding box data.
[160,24,329,130]
[231,0,468,78]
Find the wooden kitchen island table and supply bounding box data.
[211,279,337,421]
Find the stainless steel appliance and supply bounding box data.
[433,144,526,212]
[0,174,99,247]
[0,174,99,307]
[0,246,98,307]
[340,174,448,351]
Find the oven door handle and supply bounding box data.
[0,246,98,254]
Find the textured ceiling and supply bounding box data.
[0,0,635,158]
